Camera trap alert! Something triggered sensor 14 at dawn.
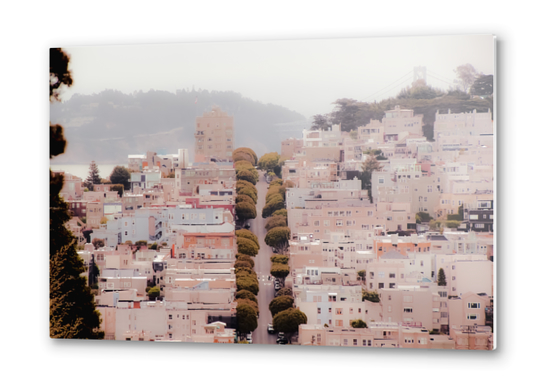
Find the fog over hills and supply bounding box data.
[50,88,308,164]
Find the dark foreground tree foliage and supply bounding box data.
[50,48,103,339]
[110,165,131,189]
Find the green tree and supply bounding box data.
[236,229,259,249]
[270,255,289,264]
[258,152,280,173]
[237,187,257,205]
[350,319,368,328]
[275,287,293,297]
[310,114,331,130]
[234,260,253,270]
[266,186,282,203]
[235,201,257,224]
[362,289,380,303]
[237,169,258,185]
[236,303,258,334]
[50,48,103,339]
[92,238,105,249]
[109,184,124,197]
[416,211,433,223]
[236,254,255,268]
[236,180,257,195]
[265,226,290,254]
[236,276,259,295]
[262,194,285,218]
[272,308,307,337]
[233,147,258,166]
[237,237,259,256]
[84,161,101,191]
[235,162,259,182]
[270,263,290,280]
[272,209,288,218]
[357,270,366,282]
[265,215,287,231]
[269,179,283,187]
[110,166,131,189]
[361,155,383,203]
[235,267,257,280]
[236,298,259,316]
[147,286,160,300]
[269,295,294,317]
[235,289,258,304]
[236,193,254,206]
[438,268,447,286]
[454,63,479,93]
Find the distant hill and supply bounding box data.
[324,87,493,141]
[50,89,308,164]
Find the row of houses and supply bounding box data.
[59,107,242,342]
[279,105,495,349]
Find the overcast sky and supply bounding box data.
[61,34,494,119]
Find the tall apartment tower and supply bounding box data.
[194,106,234,163]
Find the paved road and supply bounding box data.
[249,171,279,345]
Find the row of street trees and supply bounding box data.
[233,148,259,228]
[268,266,307,342]
[232,147,260,339]
[262,179,292,254]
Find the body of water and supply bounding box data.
[50,164,127,180]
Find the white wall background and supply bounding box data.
[2,1,533,383]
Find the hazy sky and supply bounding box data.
[61,34,494,119]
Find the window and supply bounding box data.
[467,314,478,320]
[389,273,395,278]
[404,308,413,313]
[468,302,481,309]
[378,283,384,289]
[353,339,358,346]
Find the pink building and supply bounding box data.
[281,137,303,160]
[382,105,424,139]
[195,107,234,163]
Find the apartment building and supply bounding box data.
[175,164,236,195]
[195,106,234,163]
[128,149,189,175]
[382,105,424,139]
[281,137,303,160]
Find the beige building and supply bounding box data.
[195,106,234,163]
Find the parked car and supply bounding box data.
[246,333,253,344]
[276,332,287,344]
[274,282,281,290]
[244,223,251,229]
[267,323,276,334]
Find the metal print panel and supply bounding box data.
[49,34,495,349]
